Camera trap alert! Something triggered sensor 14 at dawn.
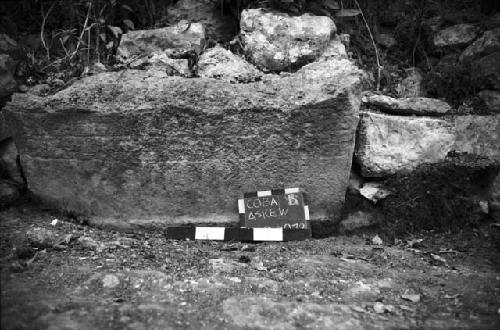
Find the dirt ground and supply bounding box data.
[1,205,499,330]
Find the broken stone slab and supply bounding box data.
[362,94,452,116]
[240,9,336,72]
[479,90,500,113]
[355,112,500,177]
[433,24,479,48]
[4,57,366,227]
[197,45,262,83]
[359,182,391,203]
[116,22,205,63]
[355,112,456,177]
[460,27,500,62]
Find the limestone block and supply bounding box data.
[240,9,336,72]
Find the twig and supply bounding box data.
[353,0,382,91]
[70,1,92,60]
[40,0,58,60]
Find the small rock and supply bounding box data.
[77,236,101,250]
[50,219,58,226]
[102,274,120,288]
[26,227,59,248]
[430,253,447,264]
[371,235,383,246]
[433,24,479,48]
[373,302,394,314]
[359,182,391,203]
[377,33,397,48]
[401,294,421,303]
[27,84,50,96]
[479,201,489,214]
[397,68,425,98]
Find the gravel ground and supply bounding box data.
[1,205,499,330]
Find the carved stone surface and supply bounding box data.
[5,58,365,227]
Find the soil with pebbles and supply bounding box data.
[1,205,499,330]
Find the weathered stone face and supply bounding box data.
[240,9,336,72]
[5,58,365,228]
[362,95,451,116]
[355,112,500,177]
[355,112,456,177]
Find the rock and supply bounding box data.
[433,24,479,48]
[164,0,237,42]
[0,138,24,184]
[362,94,452,116]
[355,112,455,177]
[0,34,17,53]
[359,182,391,203]
[0,54,17,97]
[460,27,500,62]
[453,115,500,159]
[102,274,120,289]
[371,235,383,245]
[401,294,421,303]
[77,236,102,250]
[396,68,425,98]
[197,45,262,83]
[0,179,22,208]
[472,52,500,90]
[5,56,365,226]
[479,90,500,113]
[490,173,500,221]
[373,302,394,314]
[377,33,397,48]
[339,211,378,232]
[117,22,205,63]
[240,9,336,72]
[25,227,59,248]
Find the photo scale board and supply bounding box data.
[238,188,310,229]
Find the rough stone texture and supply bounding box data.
[4,58,365,226]
[479,90,500,113]
[0,54,16,98]
[25,227,59,247]
[472,52,500,90]
[362,94,452,116]
[116,23,205,63]
[0,138,23,184]
[135,54,192,77]
[197,45,262,83]
[460,27,500,62]
[355,112,456,177]
[453,115,500,159]
[319,38,348,61]
[240,9,336,72]
[163,0,238,42]
[433,24,479,48]
[396,68,425,98]
[490,173,500,221]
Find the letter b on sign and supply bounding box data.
[286,193,299,206]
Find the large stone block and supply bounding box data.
[454,115,500,159]
[354,112,456,177]
[240,9,336,72]
[5,58,365,227]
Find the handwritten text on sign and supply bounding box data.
[239,189,309,229]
